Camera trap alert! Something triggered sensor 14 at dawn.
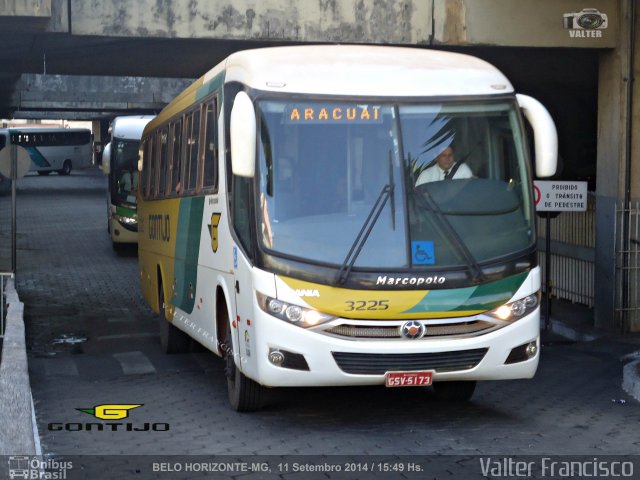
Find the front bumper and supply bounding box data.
[241,306,540,388]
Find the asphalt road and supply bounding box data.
[6,167,640,479]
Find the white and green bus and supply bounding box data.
[138,45,557,411]
[0,127,93,176]
[101,116,154,246]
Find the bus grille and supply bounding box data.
[323,320,497,339]
[331,348,488,375]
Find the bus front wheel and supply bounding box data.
[223,321,264,412]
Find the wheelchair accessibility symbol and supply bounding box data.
[412,241,435,265]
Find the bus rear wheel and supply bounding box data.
[222,319,264,412]
[158,282,190,354]
[433,381,476,402]
[58,160,72,175]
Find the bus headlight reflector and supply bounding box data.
[488,292,540,321]
[257,292,335,328]
[268,299,285,315]
[285,305,303,322]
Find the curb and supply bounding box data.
[622,359,640,403]
[548,318,601,342]
[0,277,39,455]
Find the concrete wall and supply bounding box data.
[64,0,619,48]
[434,0,618,47]
[0,0,50,17]
[68,0,432,44]
[593,0,640,331]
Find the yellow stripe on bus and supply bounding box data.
[278,276,484,320]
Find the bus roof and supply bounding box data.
[1,127,91,134]
[146,45,515,134]
[110,116,155,140]
[217,45,514,97]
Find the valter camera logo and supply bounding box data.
[563,8,608,37]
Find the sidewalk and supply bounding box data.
[0,277,39,455]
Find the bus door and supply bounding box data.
[230,173,258,373]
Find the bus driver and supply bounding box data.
[120,163,138,194]
[415,145,473,185]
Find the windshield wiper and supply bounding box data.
[335,183,393,286]
[412,186,485,283]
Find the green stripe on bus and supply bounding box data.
[462,271,528,311]
[25,147,50,167]
[196,71,225,101]
[403,271,528,314]
[173,197,206,314]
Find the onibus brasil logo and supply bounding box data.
[47,404,170,432]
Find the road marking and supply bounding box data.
[113,351,156,375]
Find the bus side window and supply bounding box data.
[183,109,201,193]
[202,99,218,191]
[143,138,154,199]
[150,131,162,198]
[169,119,182,195]
[158,127,169,196]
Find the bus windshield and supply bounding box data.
[111,138,141,205]
[256,99,533,270]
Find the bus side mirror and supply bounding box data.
[230,91,256,178]
[101,142,111,175]
[516,94,558,178]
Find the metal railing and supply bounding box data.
[615,201,640,331]
[536,193,596,308]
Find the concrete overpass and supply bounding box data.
[0,0,435,119]
[0,0,616,120]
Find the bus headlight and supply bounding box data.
[113,213,137,225]
[257,292,335,328]
[487,292,540,321]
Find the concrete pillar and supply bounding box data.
[595,0,638,331]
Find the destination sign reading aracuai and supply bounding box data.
[285,104,383,124]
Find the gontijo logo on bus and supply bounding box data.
[286,104,382,124]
